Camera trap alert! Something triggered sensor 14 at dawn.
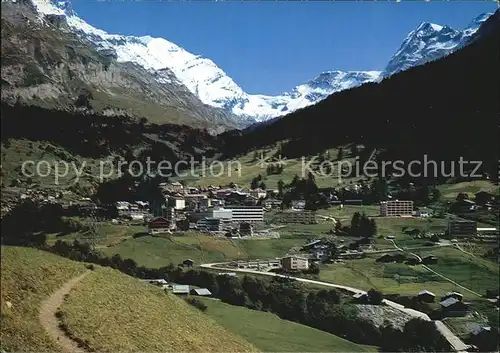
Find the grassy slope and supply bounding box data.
[101,233,307,268]
[0,138,113,193]
[198,297,378,352]
[437,180,499,201]
[174,146,364,189]
[0,246,87,352]
[318,256,475,299]
[417,247,499,295]
[59,267,257,352]
[0,246,257,353]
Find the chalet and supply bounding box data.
[440,297,469,316]
[176,218,190,231]
[475,191,495,206]
[171,284,190,295]
[301,240,323,250]
[141,279,168,288]
[190,288,212,297]
[148,217,173,235]
[376,254,395,263]
[441,292,464,302]
[422,255,438,264]
[417,290,436,303]
[454,199,477,212]
[406,257,421,265]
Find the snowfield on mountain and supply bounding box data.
[31,0,491,123]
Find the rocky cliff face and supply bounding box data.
[1,0,243,133]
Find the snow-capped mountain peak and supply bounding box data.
[383,12,492,77]
[28,0,493,124]
[29,0,381,122]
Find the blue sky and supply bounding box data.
[71,0,497,95]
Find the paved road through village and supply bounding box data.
[201,262,470,352]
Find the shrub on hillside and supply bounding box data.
[185,297,207,312]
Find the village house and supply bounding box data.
[422,255,438,264]
[249,188,267,199]
[239,222,253,236]
[441,292,464,302]
[474,191,495,206]
[115,201,145,220]
[190,288,212,297]
[169,284,190,296]
[263,198,282,209]
[440,297,469,316]
[141,279,168,287]
[416,290,436,303]
[291,200,306,210]
[167,196,186,210]
[148,217,173,235]
[164,182,184,193]
[184,194,211,210]
[175,218,190,231]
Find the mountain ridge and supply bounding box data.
[33,0,490,124]
[219,12,499,179]
[10,0,496,125]
[1,0,244,132]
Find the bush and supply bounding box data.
[185,297,207,312]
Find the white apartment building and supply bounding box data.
[225,206,264,223]
[197,207,233,221]
[380,200,414,217]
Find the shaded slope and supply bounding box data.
[222,17,499,174]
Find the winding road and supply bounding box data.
[201,262,470,352]
[39,271,90,353]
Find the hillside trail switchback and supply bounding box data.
[39,271,91,353]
